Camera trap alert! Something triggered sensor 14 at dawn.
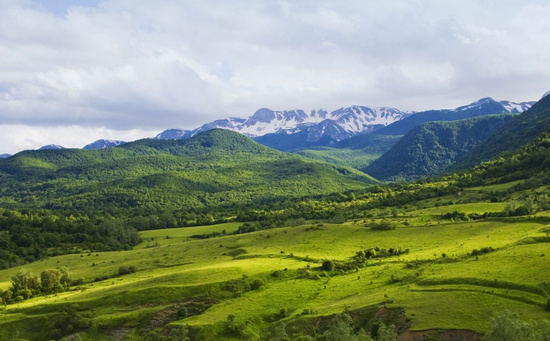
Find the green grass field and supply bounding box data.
[1,181,549,340]
[295,147,381,169]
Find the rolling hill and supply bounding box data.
[0,129,375,215]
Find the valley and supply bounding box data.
[1,176,549,340]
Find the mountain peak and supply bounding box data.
[542,90,550,99]
[155,129,192,140]
[39,144,65,150]
[83,139,126,150]
[250,108,276,123]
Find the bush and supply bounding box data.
[118,265,136,276]
[471,247,495,256]
[321,260,335,271]
[250,279,264,290]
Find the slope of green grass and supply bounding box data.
[1,180,549,340]
[295,147,381,169]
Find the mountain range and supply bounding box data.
[155,97,533,151]
[1,97,533,158]
[155,106,411,149]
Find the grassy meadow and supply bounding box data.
[0,179,549,340]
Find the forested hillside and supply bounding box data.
[457,94,550,168]
[365,114,514,180]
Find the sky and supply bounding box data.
[1,0,549,153]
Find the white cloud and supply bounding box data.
[0,124,157,154]
[0,0,549,152]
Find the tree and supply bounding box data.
[269,322,289,341]
[41,269,61,294]
[322,313,368,341]
[483,311,548,341]
[377,324,397,341]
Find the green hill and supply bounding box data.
[365,114,514,180]
[457,94,550,168]
[0,129,375,214]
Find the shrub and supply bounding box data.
[250,279,264,290]
[118,265,136,276]
[471,247,495,256]
[321,260,335,271]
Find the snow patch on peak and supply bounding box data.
[499,100,534,113]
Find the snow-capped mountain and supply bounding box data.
[39,144,65,150]
[83,139,126,150]
[155,129,194,140]
[455,97,534,114]
[155,106,410,144]
[155,98,535,151]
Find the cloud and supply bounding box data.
[0,0,549,152]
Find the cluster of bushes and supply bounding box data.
[440,211,470,221]
[0,268,71,304]
[471,247,495,256]
[221,276,264,297]
[190,229,227,239]
[354,247,409,261]
[368,221,396,231]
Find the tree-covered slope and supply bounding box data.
[364,114,514,180]
[455,131,550,186]
[0,129,375,214]
[457,94,550,169]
